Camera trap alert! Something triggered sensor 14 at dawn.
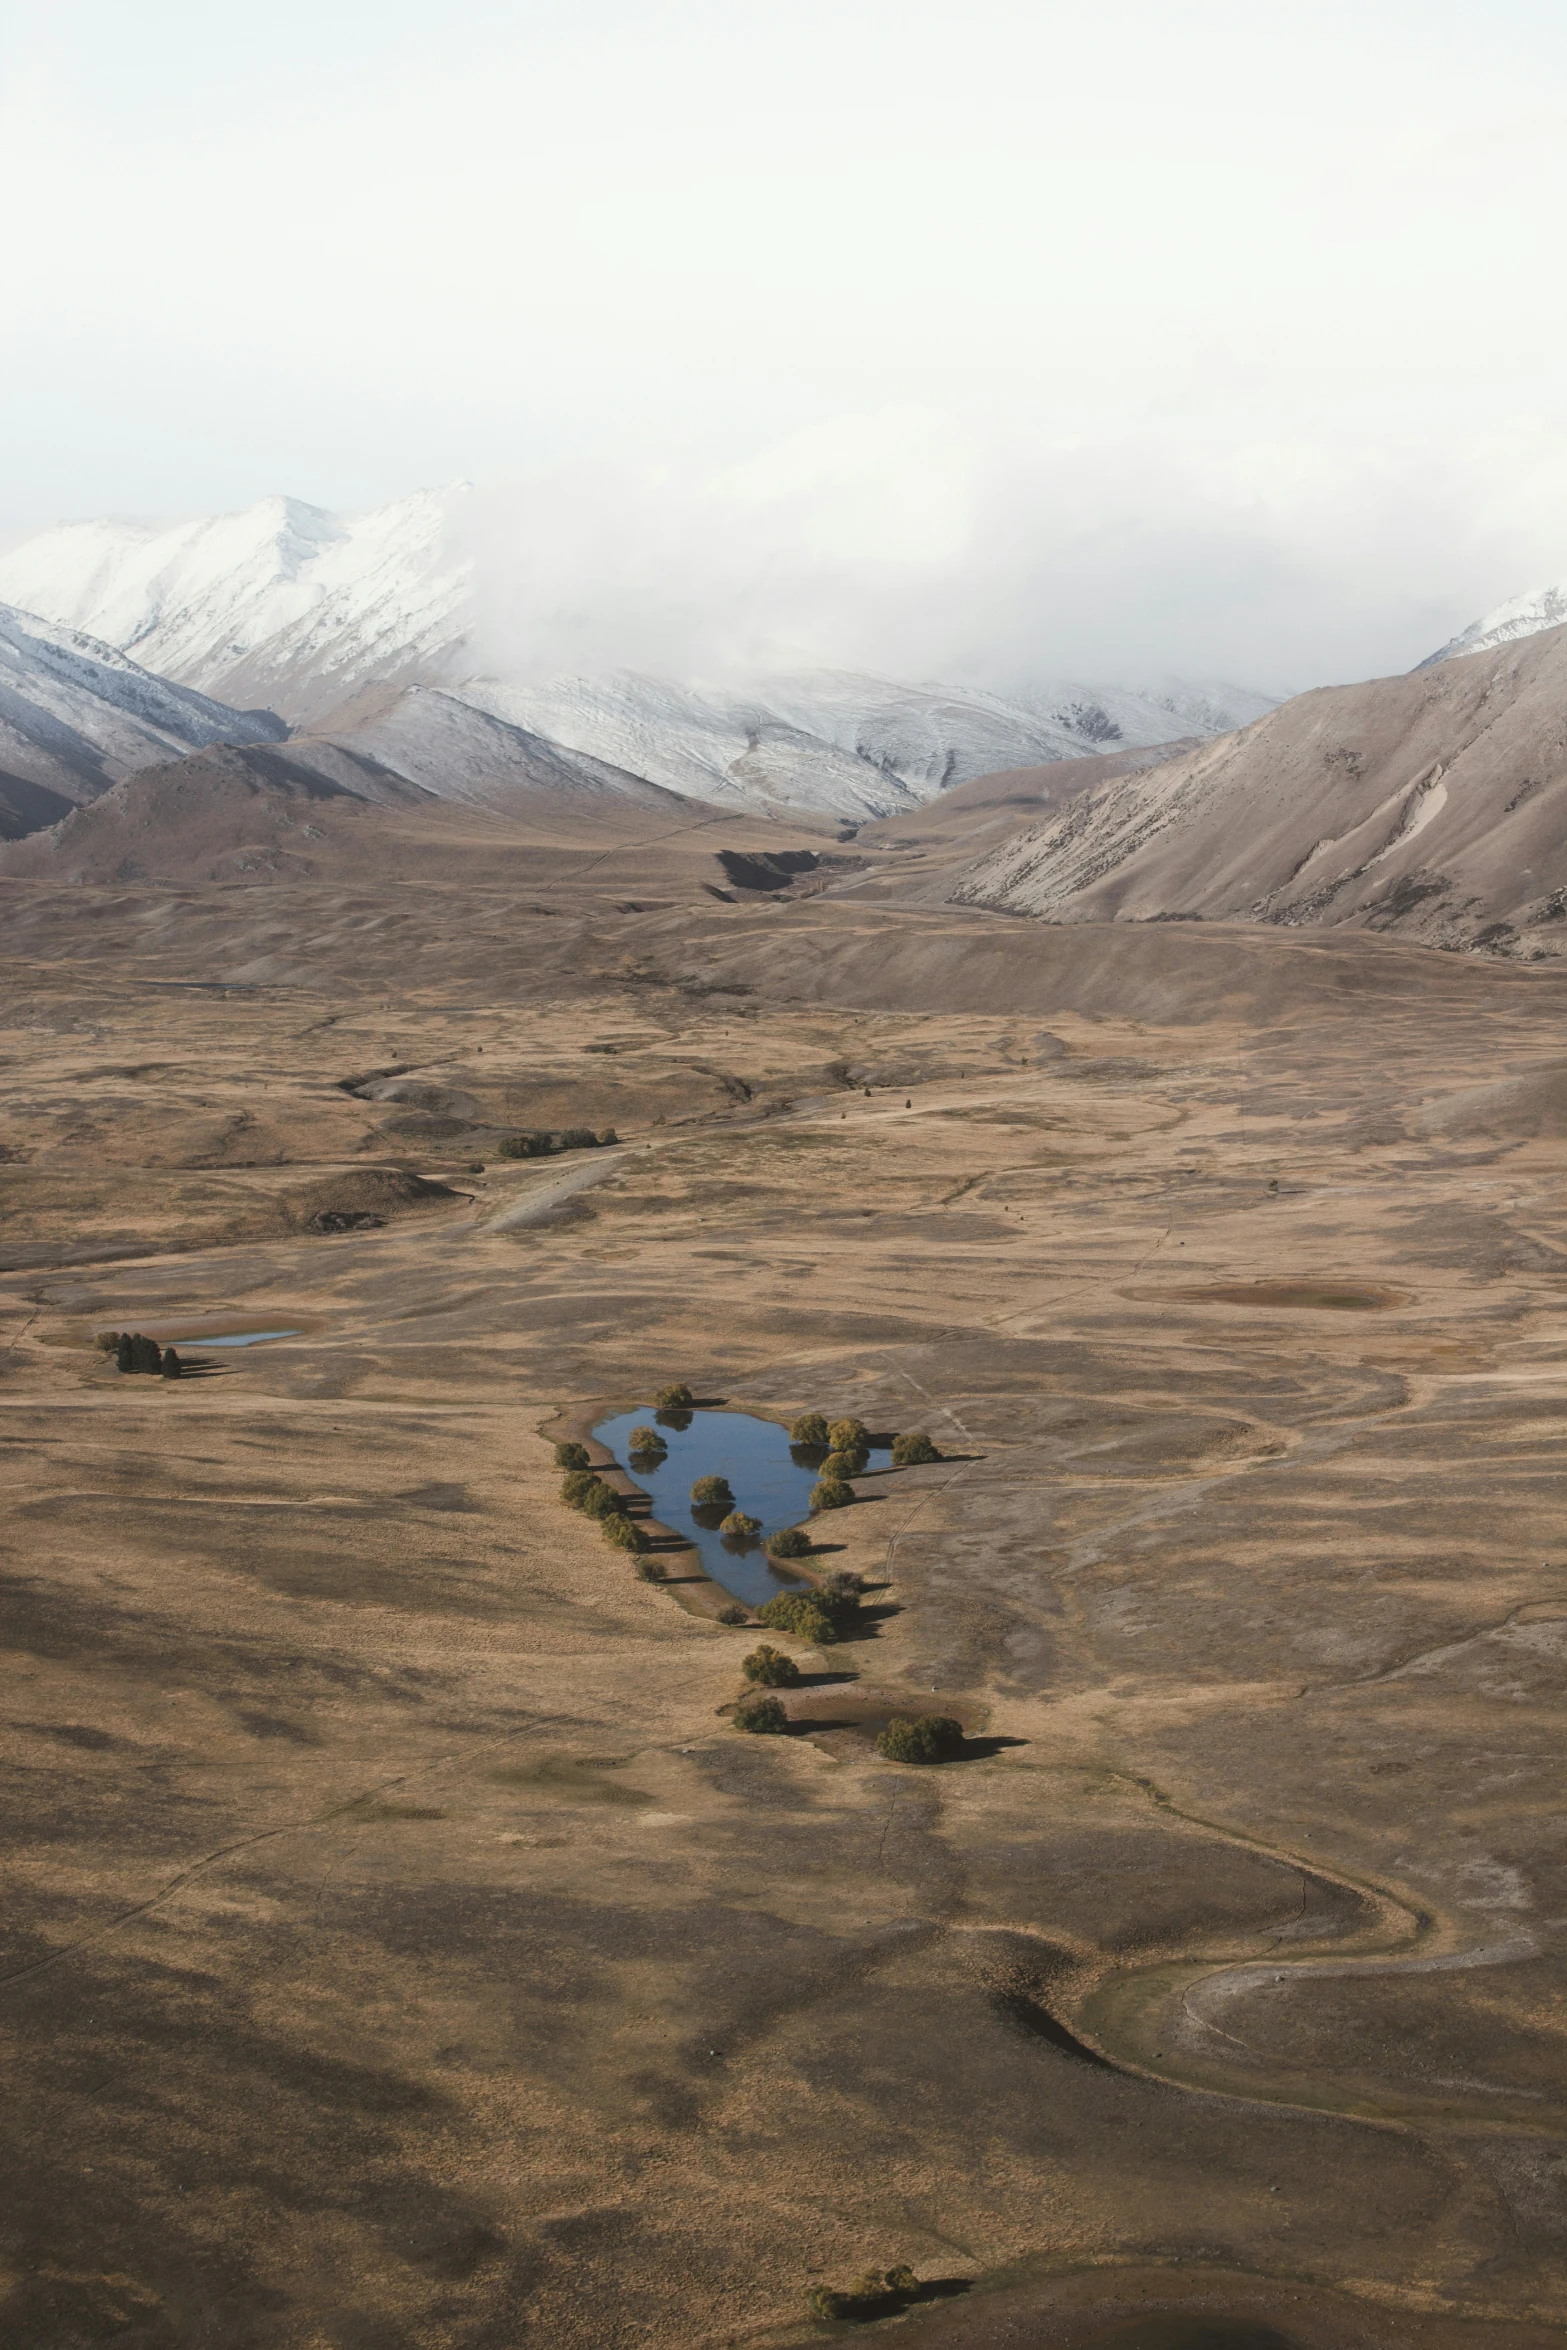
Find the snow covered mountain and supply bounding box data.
[0,601,286,839]
[0,488,472,726]
[0,485,1275,823]
[443,668,1275,824]
[1419,583,1567,667]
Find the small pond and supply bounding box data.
[168,1329,301,1349]
[592,1407,892,1608]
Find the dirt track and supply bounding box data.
[5,853,1567,2346]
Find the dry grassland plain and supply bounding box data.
[4,827,1567,2350]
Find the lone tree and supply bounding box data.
[717,1603,749,1625]
[720,1509,761,1537]
[160,1347,183,1380]
[764,1526,811,1560]
[789,1412,829,1446]
[742,1644,800,1686]
[627,1425,664,1454]
[828,1416,868,1453]
[891,1431,940,1465]
[809,1476,853,1512]
[691,1474,733,1506]
[655,1383,694,1410]
[555,1441,591,1470]
[733,1692,788,1735]
[877,1714,964,1764]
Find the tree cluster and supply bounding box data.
[741,1644,800,1686]
[891,1430,941,1465]
[806,2266,920,2321]
[876,1714,963,1764]
[108,1332,182,1378]
[733,1692,788,1734]
[654,1383,693,1410]
[559,1469,646,1552]
[498,1126,618,1159]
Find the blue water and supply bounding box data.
[592,1407,891,1608]
[170,1329,301,1348]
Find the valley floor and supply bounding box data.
[4,875,1567,2348]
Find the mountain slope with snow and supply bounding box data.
[0,488,472,725]
[954,624,1567,957]
[0,486,1274,820]
[0,602,287,838]
[1420,584,1567,667]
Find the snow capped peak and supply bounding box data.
[0,484,473,723]
[1418,582,1567,668]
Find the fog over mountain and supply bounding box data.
[0,487,1276,824]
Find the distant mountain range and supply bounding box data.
[0,487,1275,825]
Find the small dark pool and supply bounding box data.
[592,1407,891,1608]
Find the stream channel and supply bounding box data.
[593,1407,892,1609]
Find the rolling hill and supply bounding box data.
[953,622,1567,958]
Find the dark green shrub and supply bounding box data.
[884,2266,918,2295]
[891,1430,940,1465]
[603,1514,647,1551]
[636,1555,668,1581]
[815,1570,864,1625]
[581,1482,627,1521]
[717,1603,749,1625]
[655,1383,693,1409]
[558,1126,599,1151]
[809,1477,853,1512]
[598,1127,619,1145]
[555,1441,591,1470]
[877,1714,964,1764]
[720,1509,761,1537]
[116,1334,134,1374]
[827,1416,868,1452]
[804,2286,847,2320]
[160,1347,182,1379]
[691,1474,733,1505]
[758,1593,836,1645]
[561,1470,602,1508]
[764,1526,811,1560]
[734,1692,788,1735]
[742,1644,801,1686]
[627,1425,664,1454]
[789,1412,829,1446]
[499,1131,554,1158]
[821,1448,865,1481]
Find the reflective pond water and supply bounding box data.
[170,1329,301,1349]
[592,1406,892,1608]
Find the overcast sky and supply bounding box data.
[4,0,1567,690]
